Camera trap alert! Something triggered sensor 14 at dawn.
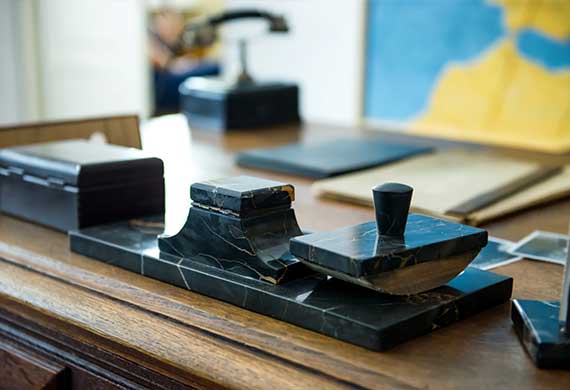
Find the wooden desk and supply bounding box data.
[1,115,569,389]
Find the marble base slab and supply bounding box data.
[512,299,570,369]
[69,217,513,351]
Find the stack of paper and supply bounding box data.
[313,150,570,225]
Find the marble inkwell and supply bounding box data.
[290,183,489,295]
[511,231,570,369]
[70,176,513,350]
[158,176,308,284]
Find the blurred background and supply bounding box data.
[1,0,568,150]
[0,0,364,126]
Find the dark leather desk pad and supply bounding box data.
[236,138,432,178]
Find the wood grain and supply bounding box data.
[0,258,367,390]
[0,337,67,390]
[0,115,141,149]
[0,116,569,389]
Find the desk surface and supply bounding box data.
[0,115,569,389]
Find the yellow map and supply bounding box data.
[495,0,570,40]
[409,0,570,153]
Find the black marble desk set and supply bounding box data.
[3,136,569,365]
[69,175,514,351]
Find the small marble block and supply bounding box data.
[512,299,570,369]
[290,214,487,278]
[190,175,294,217]
[158,175,304,284]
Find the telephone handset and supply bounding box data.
[183,9,289,83]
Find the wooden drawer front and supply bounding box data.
[0,341,67,390]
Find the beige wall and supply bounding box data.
[0,0,20,125]
[34,0,149,121]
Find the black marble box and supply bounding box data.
[70,215,513,351]
[189,175,294,216]
[159,176,306,284]
[0,140,164,231]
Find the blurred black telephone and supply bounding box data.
[183,9,289,84]
[179,9,300,131]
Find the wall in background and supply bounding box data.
[1,0,367,126]
[35,0,149,121]
[0,0,22,125]
[1,0,150,125]
[223,0,366,126]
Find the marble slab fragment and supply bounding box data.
[290,214,487,278]
[190,175,294,217]
[512,299,570,369]
[70,217,512,351]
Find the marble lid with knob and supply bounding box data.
[290,182,488,281]
[290,215,487,278]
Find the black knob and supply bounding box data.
[372,183,413,237]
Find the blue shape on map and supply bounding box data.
[516,29,570,71]
[365,0,505,121]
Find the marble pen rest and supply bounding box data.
[70,215,513,351]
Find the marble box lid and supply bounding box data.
[290,214,488,278]
[0,139,163,188]
[190,175,295,217]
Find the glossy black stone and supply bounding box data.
[512,299,570,369]
[160,176,304,283]
[158,206,306,283]
[190,175,294,217]
[290,214,488,278]
[373,183,413,237]
[69,216,512,351]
